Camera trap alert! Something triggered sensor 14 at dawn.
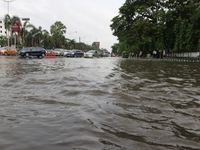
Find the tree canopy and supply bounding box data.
[1,15,97,51]
[110,0,200,54]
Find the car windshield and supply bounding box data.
[20,48,29,50]
[87,50,95,53]
[54,49,62,51]
[29,47,44,50]
[0,47,6,49]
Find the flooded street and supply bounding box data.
[0,56,200,150]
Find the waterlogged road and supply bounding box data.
[0,56,200,150]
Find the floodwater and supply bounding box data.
[0,56,200,150]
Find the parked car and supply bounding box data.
[66,50,84,57]
[84,50,100,58]
[53,49,64,56]
[63,49,72,56]
[100,52,109,57]
[111,53,116,57]
[0,47,18,55]
[46,49,54,53]
[100,50,110,57]
[19,47,46,58]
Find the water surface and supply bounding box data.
[0,56,200,150]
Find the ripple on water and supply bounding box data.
[0,57,200,149]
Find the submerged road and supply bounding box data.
[0,56,200,150]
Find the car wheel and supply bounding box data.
[25,53,29,57]
[41,53,45,58]
[4,53,7,56]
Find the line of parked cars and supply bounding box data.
[0,47,111,58]
[45,49,104,58]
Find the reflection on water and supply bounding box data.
[0,56,200,150]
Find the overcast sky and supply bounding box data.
[0,0,125,51]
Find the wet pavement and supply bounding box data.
[0,56,200,150]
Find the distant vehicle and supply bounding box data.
[111,53,116,57]
[46,49,54,53]
[66,50,84,57]
[100,50,110,57]
[19,47,46,58]
[100,52,109,57]
[53,49,64,56]
[63,49,72,56]
[122,51,129,58]
[0,47,18,55]
[84,50,100,58]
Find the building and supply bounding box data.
[0,17,6,37]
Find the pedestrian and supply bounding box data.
[153,50,157,58]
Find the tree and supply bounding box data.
[50,21,67,48]
[21,21,35,47]
[111,0,166,53]
[0,35,7,46]
[34,26,48,47]
[4,14,21,46]
[111,43,119,54]
[50,21,66,35]
[43,32,53,49]
[110,0,200,55]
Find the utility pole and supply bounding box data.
[3,0,16,46]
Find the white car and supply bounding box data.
[53,49,64,56]
[63,50,72,56]
[84,50,100,58]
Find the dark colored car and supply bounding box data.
[66,50,84,57]
[19,47,46,58]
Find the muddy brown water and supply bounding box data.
[0,56,200,150]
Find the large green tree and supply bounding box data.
[110,0,200,55]
[111,0,166,53]
[50,21,67,48]
[21,21,35,47]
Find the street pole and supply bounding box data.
[14,32,16,47]
[69,31,77,39]
[79,36,85,43]
[3,0,16,46]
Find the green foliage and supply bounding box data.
[3,14,22,46]
[111,0,200,54]
[50,21,67,48]
[2,15,95,50]
[3,14,22,31]
[0,35,7,46]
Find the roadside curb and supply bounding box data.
[127,57,200,63]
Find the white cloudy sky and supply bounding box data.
[0,0,125,51]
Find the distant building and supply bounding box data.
[0,17,6,37]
